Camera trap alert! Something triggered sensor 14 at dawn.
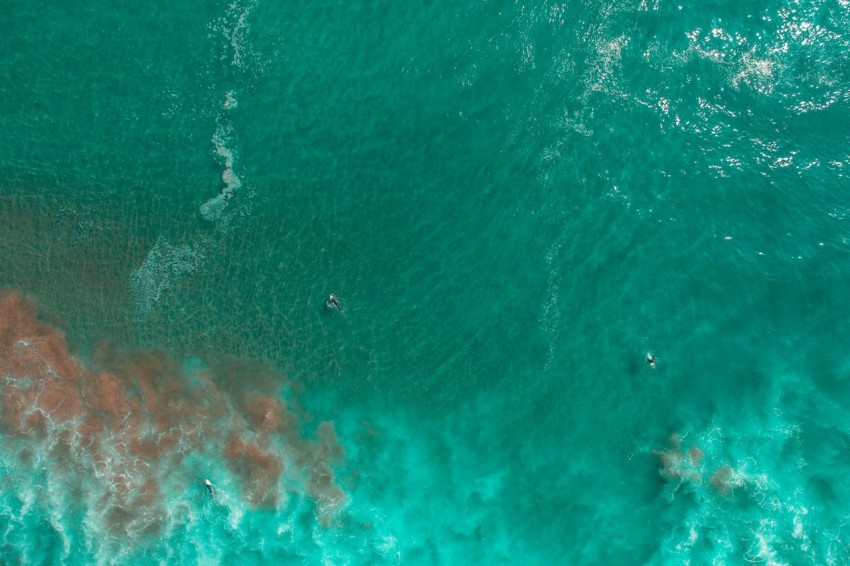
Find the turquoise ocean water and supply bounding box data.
[1,0,850,563]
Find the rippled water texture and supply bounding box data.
[1,0,850,563]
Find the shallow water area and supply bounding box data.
[2,0,850,563]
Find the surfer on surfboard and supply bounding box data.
[205,479,215,499]
[326,293,342,311]
[646,353,656,369]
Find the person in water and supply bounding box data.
[646,353,656,369]
[205,479,215,499]
[327,293,342,311]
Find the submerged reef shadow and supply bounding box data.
[0,291,347,548]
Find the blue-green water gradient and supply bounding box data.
[1,0,850,562]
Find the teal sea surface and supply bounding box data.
[1,0,850,563]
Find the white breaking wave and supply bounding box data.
[213,123,241,195]
[201,90,243,223]
[131,88,245,320]
[209,0,260,70]
[130,240,205,320]
[131,0,262,320]
[223,88,238,110]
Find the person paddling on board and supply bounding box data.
[205,479,215,499]
[327,293,342,311]
[646,353,656,369]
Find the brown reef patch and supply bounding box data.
[0,291,347,537]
